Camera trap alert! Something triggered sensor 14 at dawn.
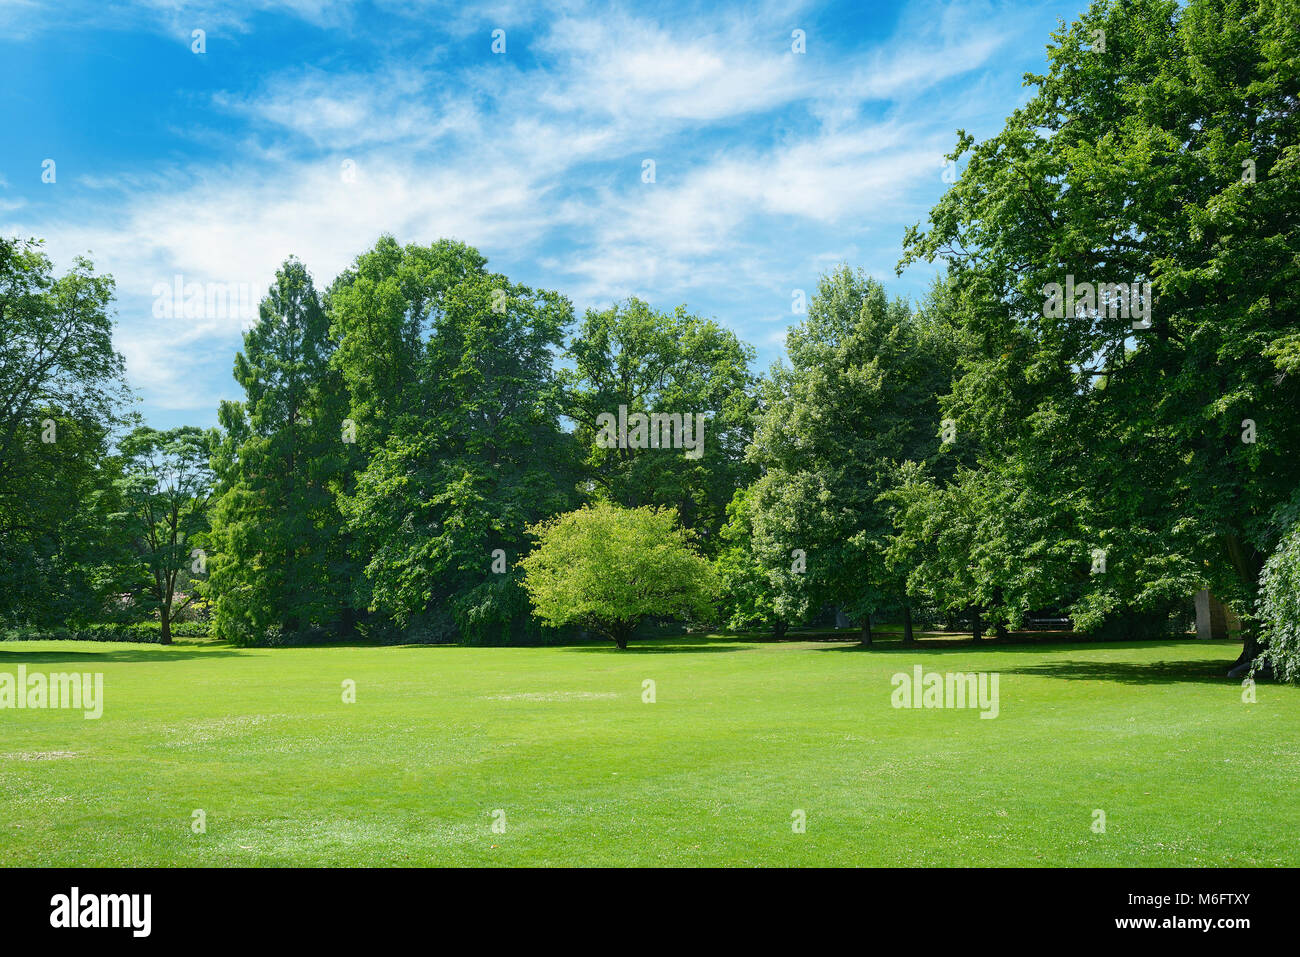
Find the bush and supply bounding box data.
[1257,519,1300,683]
[453,575,573,646]
[0,621,211,643]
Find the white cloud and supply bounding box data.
[9,0,1031,414]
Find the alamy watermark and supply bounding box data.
[152,275,258,323]
[0,666,103,719]
[595,405,706,459]
[50,887,150,937]
[1042,275,1152,329]
[891,666,999,718]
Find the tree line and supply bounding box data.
[1,0,1296,675]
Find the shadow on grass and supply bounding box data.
[0,644,247,665]
[993,658,1239,685]
[560,638,750,654]
[811,638,1241,684]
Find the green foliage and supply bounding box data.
[1,621,210,643]
[712,486,784,634]
[207,258,357,646]
[115,425,216,643]
[1258,510,1300,683]
[899,0,1300,651]
[519,502,715,648]
[563,298,756,555]
[452,573,569,646]
[330,237,579,634]
[0,238,132,628]
[746,267,956,633]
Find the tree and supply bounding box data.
[0,238,131,628]
[330,236,579,639]
[1256,491,1300,682]
[519,502,715,649]
[900,0,1300,664]
[746,267,954,644]
[563,298,756,555]
[116,426,215,644]
[713,486,786,637]
[207,258,357,644]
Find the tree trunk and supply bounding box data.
[1236,627,1261,666]
[902,600,914,644]
[610,623,631,650]
[860,614,872,646]
[1224,533,1265,669]
[992,589,1008,640]
[338,604,355,640]
[970,606,982,642]
[159,614,172,645]
[772,619,788,641]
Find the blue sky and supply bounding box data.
[1,0,1085,429]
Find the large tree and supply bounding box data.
[746,267,956,643]
[207,258,357,644]
[330,236,579,640]
[0,238,131,628]
[900,0,1300,664]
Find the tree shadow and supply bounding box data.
[812,638,1243,685]
[560,639,750,654]
[0,645,247,665]
[995,657,1241,686]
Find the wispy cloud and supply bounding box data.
[2,0,1079,421]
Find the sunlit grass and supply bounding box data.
[0,635,1293,866]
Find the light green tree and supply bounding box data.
[519,502,715,649]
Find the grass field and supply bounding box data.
[1,634,1296,866]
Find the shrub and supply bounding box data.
[0,621,211,643]
[1257,518,1300,683]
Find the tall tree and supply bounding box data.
[746,267,955,643]
[207,259,356,644]
[0,238,130,627]
[330,236,578,639]
[900,0,1300,663]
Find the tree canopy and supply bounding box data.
[519,502,715,649]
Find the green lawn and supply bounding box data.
[1,635,1296,866]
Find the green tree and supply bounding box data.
[330,237,579,639]
[900,0,1300,663]
[0,238,131,627]
[1255,490,1300,681]
[207,258,357,644]
[746,267,955,644]
[520,502,715,649]
[116,426,215,644]
[563,298,756,555]
[713,485,785,637]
